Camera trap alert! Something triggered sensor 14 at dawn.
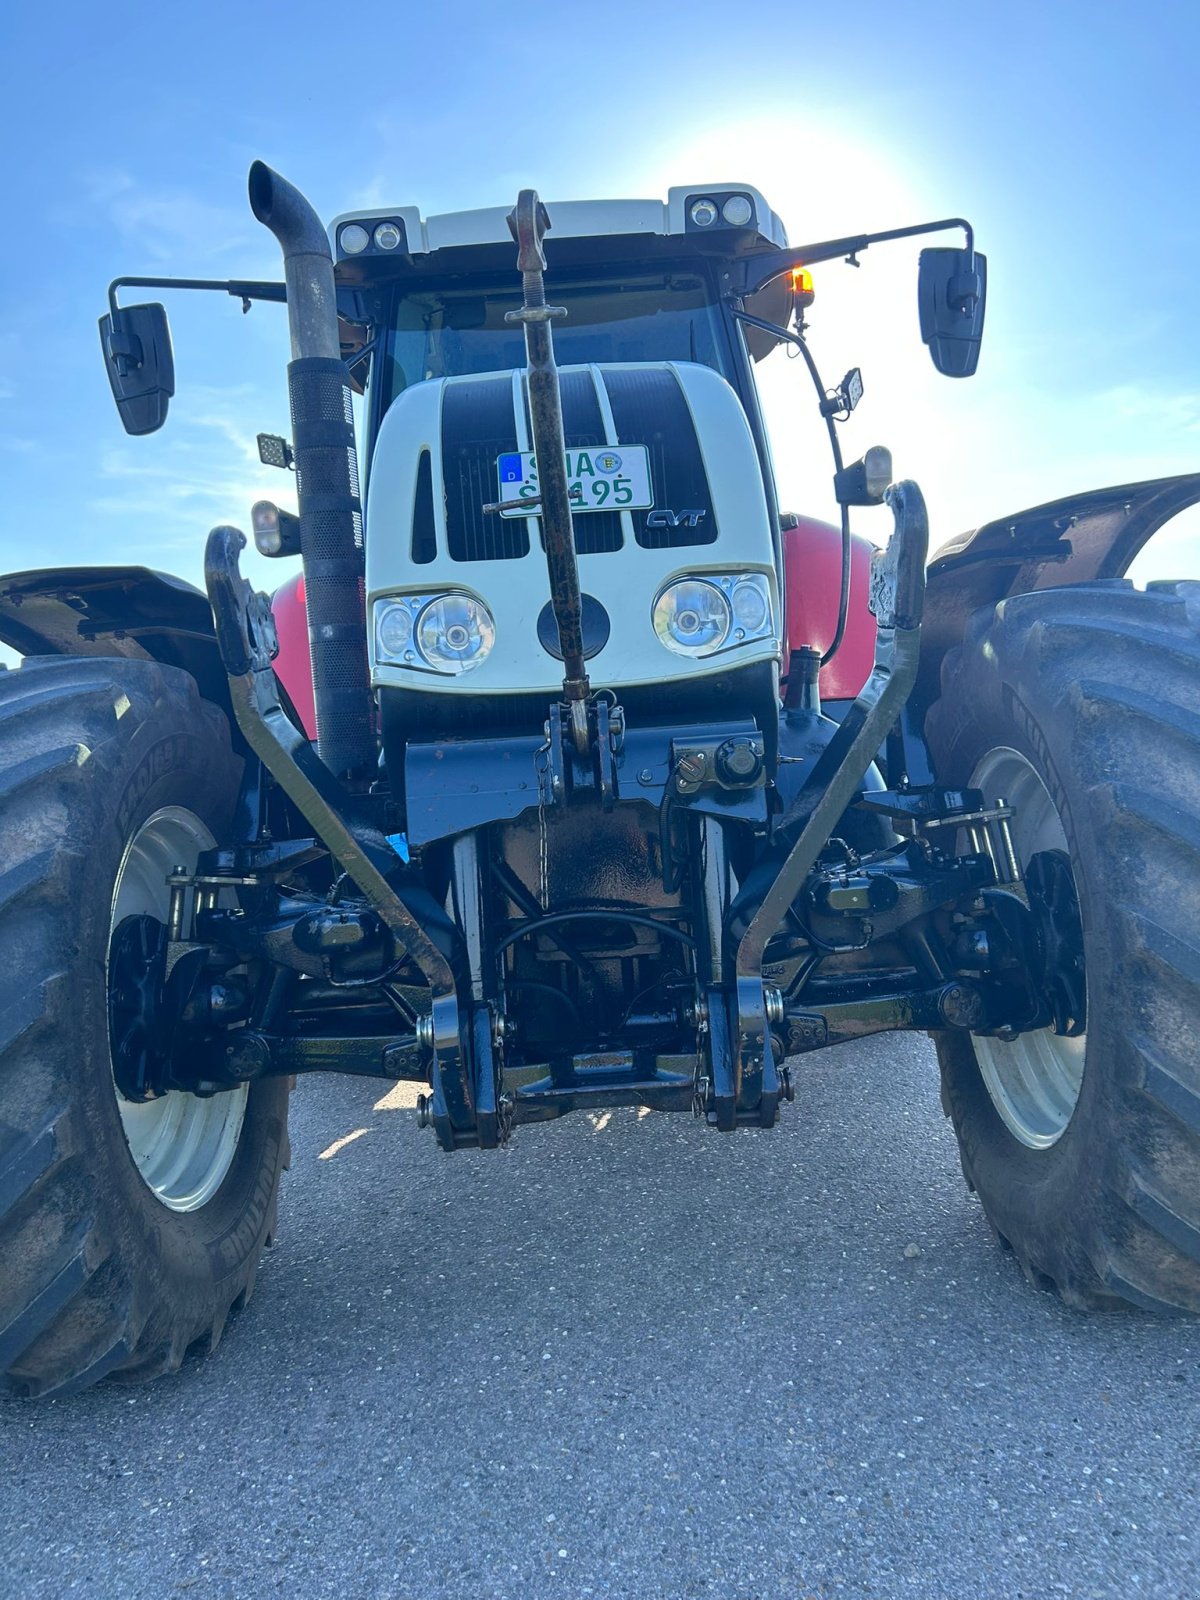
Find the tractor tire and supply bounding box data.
[0,656,289,1397]
[925,580,1200,1313]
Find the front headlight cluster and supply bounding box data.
[652,573,774,658]
[374,593,495,676]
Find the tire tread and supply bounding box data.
[927,582,1200,1314]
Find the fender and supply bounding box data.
[780,515,878,702]
[0,564,310,742]
[0,566,232,713]
[916,471,1200,720]
[270,570,317,738]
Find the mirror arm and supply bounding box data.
[106,276,287,321]
[736,217,974,298]
[728,306,807,352]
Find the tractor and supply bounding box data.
[2,162,1199,1397]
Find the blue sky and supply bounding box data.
[1,0,1197,619]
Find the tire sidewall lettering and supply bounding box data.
[115,733,208,840]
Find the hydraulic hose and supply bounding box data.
[730,307,852,670]
[787,333,851,667]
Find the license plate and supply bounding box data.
[496,446,653,518]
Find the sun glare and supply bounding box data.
[627,116,977,543]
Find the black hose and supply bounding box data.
[787,334,852,667]
[489,859,598,975]
[505,979,584,1030]
[494,909,696,960]
[730,307,853,669]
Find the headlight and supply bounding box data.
[730,575,770,634]
[417,594,495,673]
[653,579,731,656]
[652,573,774,658]
[375,599,413,658]
[374,593,495,676]
[339,223,370,255]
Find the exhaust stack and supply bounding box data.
[248,161,373,779]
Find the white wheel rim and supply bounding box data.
[109,807,248,1211]
[969,747,1087,1150]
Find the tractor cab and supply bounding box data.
[263,185,895,742]
[328,187,794,730]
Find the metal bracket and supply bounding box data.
[543,695,625,811]
[204,525,477,1148]
[595,699,619,810]
[727,481,931,1126]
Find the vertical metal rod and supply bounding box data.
[505,190,591,752]
[167,870,187,942]
[701,817,729,984]
[453,833,486,1003]
[993,798,1023,884]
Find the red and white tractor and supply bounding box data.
[2,163,1198,1395]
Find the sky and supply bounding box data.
[1,0,1198,639]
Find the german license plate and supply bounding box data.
[496,446,653,518]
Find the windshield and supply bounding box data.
[377,267,733,408]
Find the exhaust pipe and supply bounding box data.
[248,160,373,779]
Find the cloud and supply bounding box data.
[1102,384,1200,436]
[346,175,398,212]
[80,166,254,263]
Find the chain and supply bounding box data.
[533,738,551,909]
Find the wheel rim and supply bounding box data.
[109,807,248,1211]
[969,747,1087,1150]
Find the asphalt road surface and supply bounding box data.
[4,1032,1198,1599]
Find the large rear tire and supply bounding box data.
[925,581,1200,1312]
[0,657,289,1396]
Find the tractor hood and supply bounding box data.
[364,360,779,698]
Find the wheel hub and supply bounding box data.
[108,805,248,1212]
[1026,849,1086,1038]
[969,747,1088,1150]
[108,914,171,1102]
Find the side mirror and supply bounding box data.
[918,247,986,377]
[98,303,175,434]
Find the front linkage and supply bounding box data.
[132,504,1071,1151]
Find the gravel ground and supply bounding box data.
[3,1031,1198,1599]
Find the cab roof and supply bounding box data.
[329,185,787,269]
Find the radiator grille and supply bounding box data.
[602,368,718,549]
[439,369,626,562]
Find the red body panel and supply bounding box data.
[271,572,317,738]
[781,516,877,701]
[269,516,879,733]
